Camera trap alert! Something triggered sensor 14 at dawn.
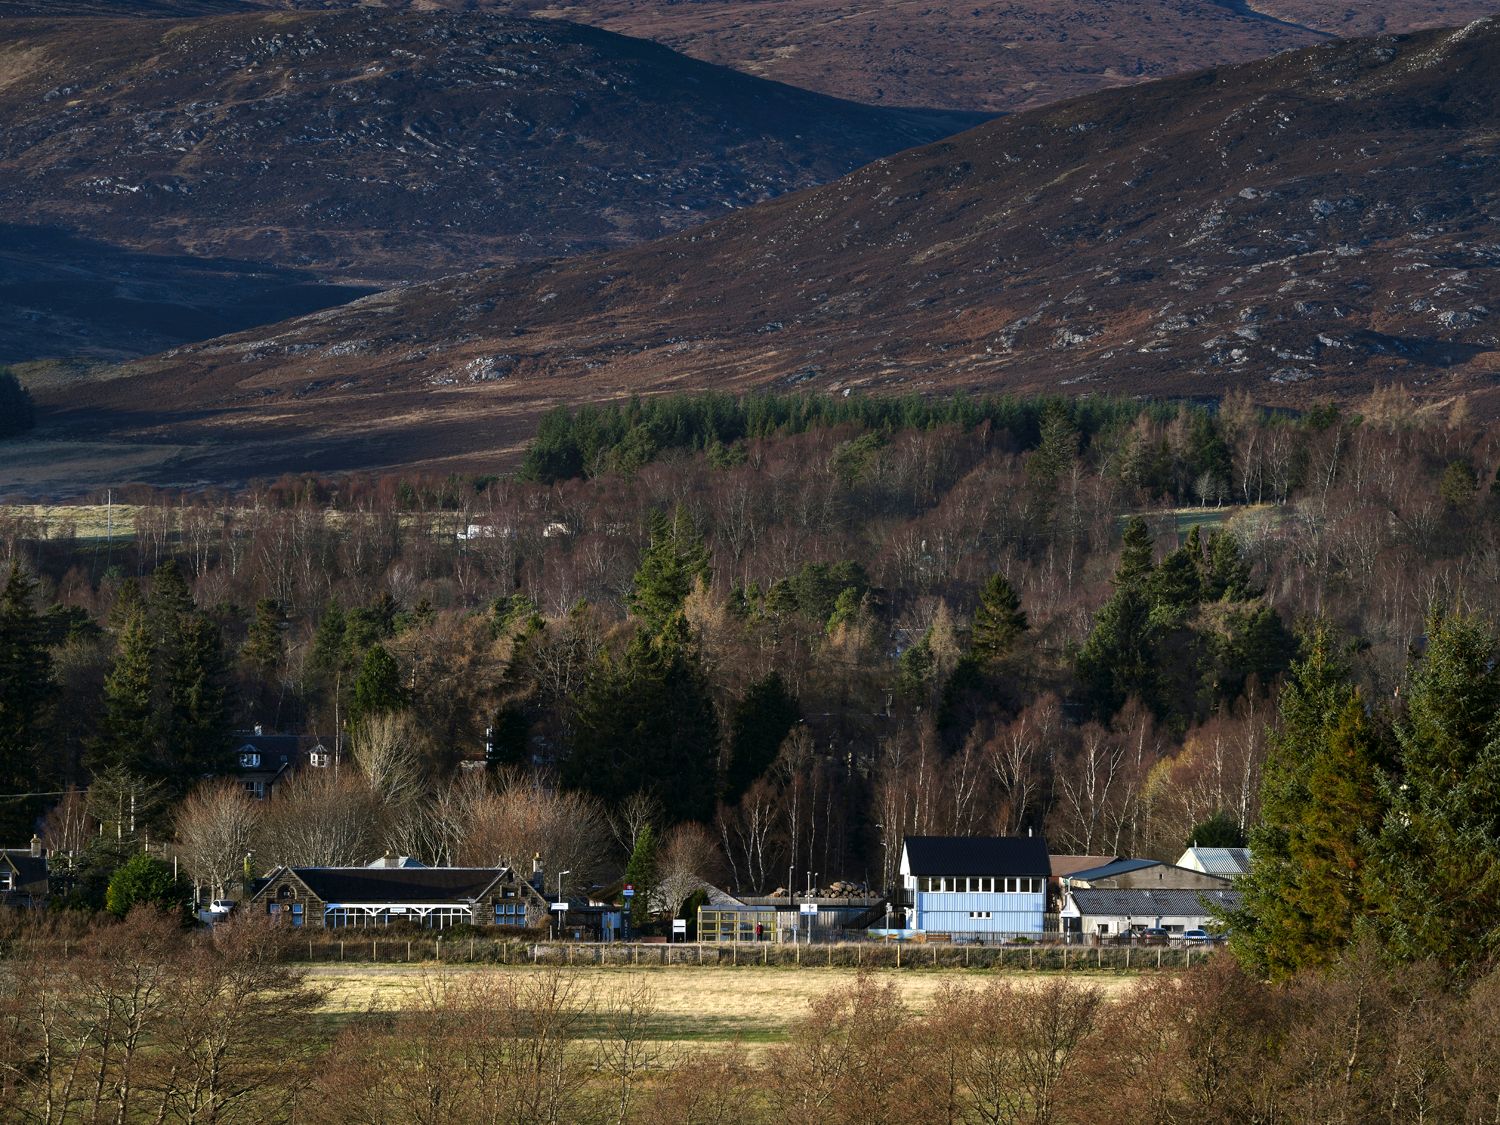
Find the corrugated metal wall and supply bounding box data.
[914,891,1045,933]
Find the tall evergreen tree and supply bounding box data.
[1114,516,1155,588]
[723,672,800,805]
[165,612,231,778]
[1075,584,1155,720]
[627,507,711,633]
[1370,610,1500,972]
[1229,626,1377,977]
[92,608,156,777]
[566,618,720,823]
[624,823,659,930]
[0,562,53,838]
[241,598,283,678]
[350,643,404,724]
[970,572,1028,663]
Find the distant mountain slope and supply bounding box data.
[64,20,1500,487]
[0,1,251,14]
[0,8,979,362]
[256,0,1500,114]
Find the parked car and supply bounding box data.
[1138,927,1171,945]
[1182,928,1213,944]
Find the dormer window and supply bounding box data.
[239,751,261,768]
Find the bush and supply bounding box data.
[105,853,190,919]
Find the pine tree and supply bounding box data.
[970,572,1028,663]
[351,643,404,723]
[1370,610,1500,972]
[0,562,53,838]
[92,608,156,777]
[1146,546,1201,622]
[627,507,711,632]
[723,672,800,805]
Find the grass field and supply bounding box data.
[308,964,1143,1047]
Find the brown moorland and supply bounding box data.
[268,0,1500,114]
[44,20,1500,489]
[0,8,979,364]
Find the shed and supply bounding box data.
[1062,887,1240,937]
[900,835,1050,937]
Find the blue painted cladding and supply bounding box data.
[914,891,1044,933]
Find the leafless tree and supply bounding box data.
[656,822,725,919]
[175,780,263,901]
[254,771,384,868]
[351,712,428,809]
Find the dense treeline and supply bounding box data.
[3,911,1499,1124]
[5,386,1500,926]
[517,391,1205,484]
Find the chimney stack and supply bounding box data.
[30,834,42,858]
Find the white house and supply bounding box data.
[1062,887,1240,938]
[900,835,1050,937]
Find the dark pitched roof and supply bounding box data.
[280,867,512,904]
[903,836,1050,877]
[2,850,48,888]
[1069,888,1241,917]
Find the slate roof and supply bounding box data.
[1,850,47,889]
[1069,888,1241,917]
[903,835,1050,877]
[1066,858,1161,882]
[1182,847,1252,877]
[280,866,511,904]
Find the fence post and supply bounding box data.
[340,941,344,961]
[1063,946,1068,972]
[1158,948,1162,969]
[1126,945,1130,969]
[1097,946,1102,969]
[407,940,411,962]
[896,942,901,969]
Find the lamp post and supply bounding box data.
[556,869,571,940]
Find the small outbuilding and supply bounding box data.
[1176,846,1251,878]
[1062,887,1240,939]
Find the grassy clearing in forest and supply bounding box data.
[308,963,1143,1046]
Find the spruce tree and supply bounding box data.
[165,612,231,778]
[566,618,719,823]
[92,608,156,777]
[723,672,800,805]
[970,572,1028,663]
[627,507,711,633]
[1075,584,1155,720]
[1370,610,1500,972]
[0,562,53,838]
[1114,516,1155,588]
[624,824,658,930]
[241,598,282,678]
[1229,625,1366,977]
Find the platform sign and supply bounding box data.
[623,885,635,897]
[672,919,688,937]
[552,901,569,912]
[800,902,819,915]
